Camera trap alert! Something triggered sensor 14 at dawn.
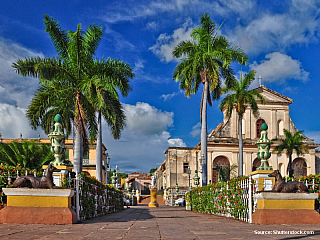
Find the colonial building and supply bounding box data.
[155,85,320,191]
[126,172,152,194]
[0,135,108,182]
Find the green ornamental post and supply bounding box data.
[255,122,273,170]
[193,170,200,187]
[48,114,66,166]
[111,169,117,185]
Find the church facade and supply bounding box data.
[155,85,320,191]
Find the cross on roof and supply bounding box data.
[258,75,262,86]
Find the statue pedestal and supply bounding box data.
[0,188,77,224]
[252,192,320,224]
[42,165,72,187]
[251,170,275,191]
[148,188,159,207]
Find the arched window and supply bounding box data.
[256,118,265,138]
[212,156,230,183]
[278,120,284,136]
[278,163,283,176]
[293,158,307,177]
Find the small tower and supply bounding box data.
[48,114,66,166]
[255,122,273,170]
[251,123,275,191]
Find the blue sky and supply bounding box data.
[0,0,319,174]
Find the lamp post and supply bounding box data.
[115,165,120,188]
[199,154,205,186]
[111,169,117,187]
[193,170,200,187]
[104,153,110,184]
[187,166,191,191]
[139,174,141,195]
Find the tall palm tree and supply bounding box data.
[172,13,248,186]
[12,15,132,175]
[272,129,309,177]
[219,71,265,176]
[83,58,133,181]
[0,140,54,171]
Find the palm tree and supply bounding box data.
[219,71,265,176]
[12,15,132,175]
[83,59,133,181]
[272,129,309,177]
[0,140,54,171]
[172,13,248,186]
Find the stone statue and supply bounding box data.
[268,170,309,193]
[11,164,62,189]
[151,175,156,188]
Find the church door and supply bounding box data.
[212,156,230,183]
[293,158,307,177]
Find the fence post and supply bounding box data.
[248,176,252,223]
[75,172,80,221]
[313,179,315,191]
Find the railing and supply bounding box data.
[186,177,255,223]
[165,190,188,206]
[187,176,320,224]
[63,173,124,221]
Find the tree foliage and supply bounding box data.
[149,167,158,176]
[0,140,54,171]
[272,129,309,177]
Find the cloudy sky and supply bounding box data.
[0,0,320,174]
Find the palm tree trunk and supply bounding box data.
[238,115,243,177]
[201,81,208,186]
[96,110,102,181]
[288,155,293,177]
[73,122,83,174]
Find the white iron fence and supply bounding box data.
[183,176,319,224]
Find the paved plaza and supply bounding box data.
[0,205,319,239]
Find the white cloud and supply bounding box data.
[146,21,157,30]
[149,18,195,62]
[0,104,45,139]
[160,91,180,101]
[0,38,43,108]
[123,102,174,135]
[102,102,186,173]
[0,39,46,139]
[100,0,194,24]
[249,52,309,84]
[100,0,255,25]
[190,122,201,138]
[168,138,186,147]
[229,2,320,55]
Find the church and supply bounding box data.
[155,85,320,191]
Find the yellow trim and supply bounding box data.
[257,199,315,210]
[42,165,72,170]
[7,196,71,208]
[250,170,274,175]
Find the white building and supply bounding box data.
[156,85,319,191]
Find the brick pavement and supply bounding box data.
[0,205,319,239]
